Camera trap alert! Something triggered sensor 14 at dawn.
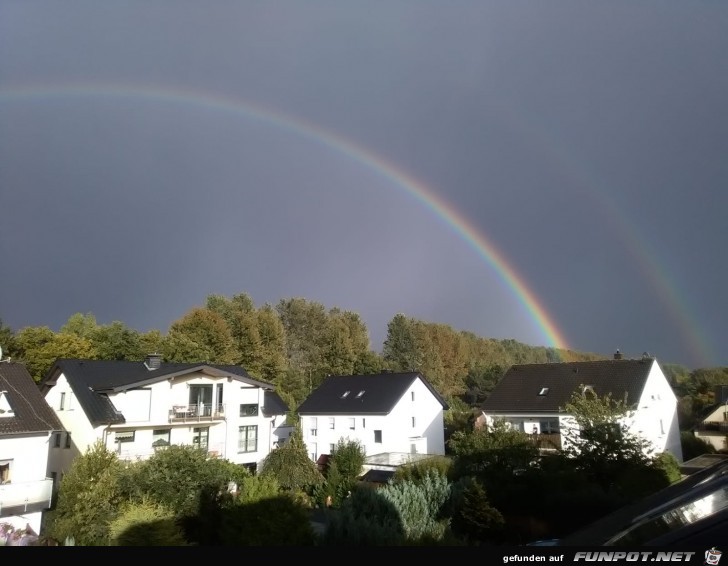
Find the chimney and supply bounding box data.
[614,349,623,360]
[144,353,162,370]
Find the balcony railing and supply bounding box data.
[695,421,728,434]
[169,403,225,422]
[0,478,53,517]
[532,432,562,451]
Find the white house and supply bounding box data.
[479,352,684,462]
[296,371,449,465]
[0,361,64,535]
[692,385,728,451]
[40,354,292,476]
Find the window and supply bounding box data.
[341,391,350,399]
[67,393,73,410]
[539,419,560,434]
[660,419,665,435]
[411,417,416,428]
[0,460,10,483]
[329,443,335,453]
[152,429,171,448]
[54,432,61,448]
[59,392,66,410]
[374,430,382,443]
[238,425,258,453]
[411,391,415,401]
[115,431,134,444]
[193,427,209,450]
[65,432,72,449]
[538,387,549,396]
[189,385,213,417]
[328,417,335,430]
[310,416,317,437]
[348,417,355,430]
[356,390,365,398]
[309,442,317,461]
[362,418,366,428]
[239,404,258,417]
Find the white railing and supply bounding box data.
[0,479,53,514]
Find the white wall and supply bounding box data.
[301,377,446,460]
[0,433,53,534]
[632,361,683,462]
[694,405,728,451]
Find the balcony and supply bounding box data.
[533,432,562,451]
[0,479,53,518]
[695,421,728,434]
[169,403,225,423]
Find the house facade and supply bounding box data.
[0,361,64,535]
[692,385,728,451]
[296,371,448,463]
[40,355,292,476]
[480,353,683,462]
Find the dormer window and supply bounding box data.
[356,390,365,398]
[538,387,549,396]
[0,391,13,417]
[341,391,350,399]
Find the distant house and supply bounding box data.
[692,385,728,451]
[296,371,449,465]
[479,352,683,462]
[0,361,64,534]
[39,354,292,476]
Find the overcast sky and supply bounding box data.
[1,1,726,370]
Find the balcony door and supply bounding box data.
[189,384,213,416]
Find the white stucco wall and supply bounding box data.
[0,433,53,534]
[632,360,683,462]
[694,405,728,451]
[301,377,446,461]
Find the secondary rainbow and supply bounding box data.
[0,83,570,351]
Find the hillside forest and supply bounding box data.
[1,292,726,434]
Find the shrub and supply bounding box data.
[108,500,188,546]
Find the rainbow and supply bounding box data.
[493,109,714,367]
[0,83,571,351]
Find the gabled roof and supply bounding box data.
[40,358,276,427]
[262,390,289,417]
[0,362,64,435]
[296,371,448,416]
[481,358,656,414]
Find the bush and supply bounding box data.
[218,495,316,546]
[394,455,453,483]
[680,431,716,461]
[109,500,188,546]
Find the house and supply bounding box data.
[0,361,64,535]
[692,385,728,451]
[479,352,683,462]
[39,354,293,476]
[296,371,449,466]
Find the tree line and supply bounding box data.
[1,291,725,429]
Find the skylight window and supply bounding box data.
[341,391,350,399]
[538,387,549,396]
[356,390,365,398]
